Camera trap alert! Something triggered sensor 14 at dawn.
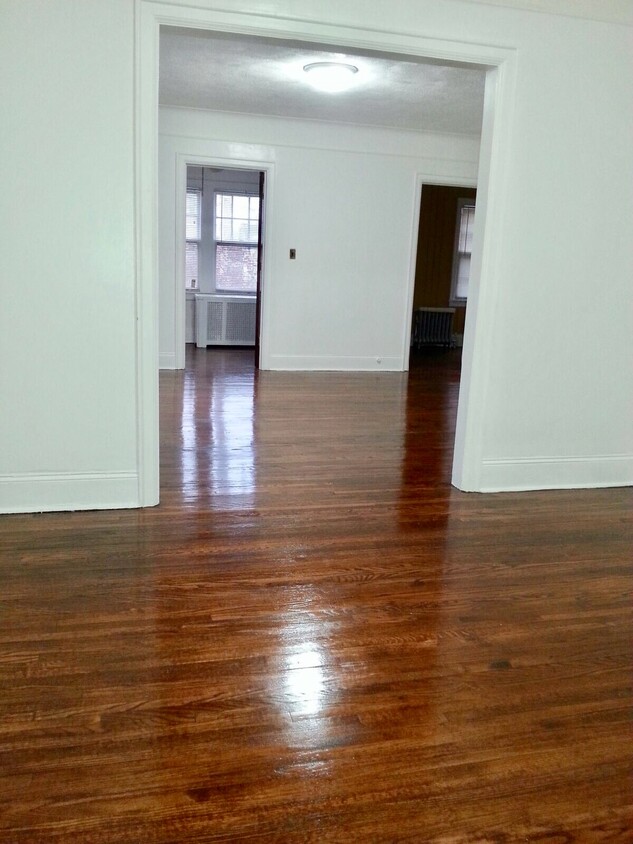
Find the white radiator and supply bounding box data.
[195,294,256,347]
[412,307,455,348]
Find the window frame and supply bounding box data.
[213,190,260,296]
[449,198,476,307]
[185,188,201,291]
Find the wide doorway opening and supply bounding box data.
[407,183,477,466]
[184,165,265,370]
[142,13,508,504]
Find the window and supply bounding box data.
[214,193,260,294]
[185,189,201,290]
[450,199,476,304]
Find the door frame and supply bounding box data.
[135,0,518,505]
[174,155,272,370]
[402,175,479,364]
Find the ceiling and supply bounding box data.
[159,28,486,136]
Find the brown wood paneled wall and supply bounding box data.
[413,184,477,336]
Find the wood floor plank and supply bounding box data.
[0,347,631,842]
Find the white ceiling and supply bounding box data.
[159,28,486,136]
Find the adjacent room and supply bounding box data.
[157,29,485,500]
[156,27,484,523]
[183,165,262,352]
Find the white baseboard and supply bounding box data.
[0,471,140,514]
[159,354,177,369]
[479,454,633,492]
[265,355,403,371]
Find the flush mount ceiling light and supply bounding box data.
[302,61,359,93]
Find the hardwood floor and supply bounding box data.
[1,346,631,842]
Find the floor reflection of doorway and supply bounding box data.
[405,346,462,486]
[160,347,257,509]
[159,344,463,513]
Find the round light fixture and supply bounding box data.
[302,61,359,93]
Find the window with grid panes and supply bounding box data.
[450,200,476,304]
[185,190,201,290]
[214,193,259,294]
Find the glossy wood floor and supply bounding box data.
[1,347,631,843]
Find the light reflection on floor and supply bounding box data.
[162,347,461,768]
[180,372,197,490]
[269,581,348,753]
[208,378,255,496]
[180,355,256,504]
[283,645,328,717]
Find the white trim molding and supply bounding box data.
[137,1,517,502]
[479,454,633,492]
[173,151,275,370]
[266,355,403,371]
[0,472,139,515]
[159,354,178,369]
[452,65,516,492]
[401,174,478,369]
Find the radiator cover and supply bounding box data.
[195,294,257,347]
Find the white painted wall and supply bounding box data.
[473,13,633,490]
[0,0,138,512]
[159,108,480,370]
[1,0,631,513]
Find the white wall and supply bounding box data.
[1,0,631,513]
[0,0,138,512]
[472,11,633,489]
[159,107,480,370]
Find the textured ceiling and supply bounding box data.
[159,28,486,136]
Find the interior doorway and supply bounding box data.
[183,164,265,370]
[407,182,478,481]
[138,5,516,506]
[409,184,477,362]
